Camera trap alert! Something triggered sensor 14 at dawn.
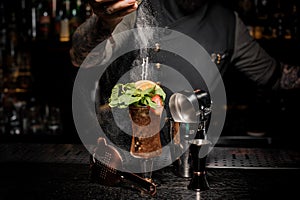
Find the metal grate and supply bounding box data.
[0,143,174,167]
[1,144,299,169]
[207,147,300,169]
[0,143,92,164]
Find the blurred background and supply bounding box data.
[0,0,299,145]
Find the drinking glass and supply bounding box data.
[129,105,163,184]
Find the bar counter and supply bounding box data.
[0,139,299,200]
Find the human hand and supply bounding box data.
[88,0,139,31]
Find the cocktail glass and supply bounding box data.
[129,105,163,184]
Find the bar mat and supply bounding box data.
[1,144,299,169]
[207,147,300,169]
[0,143,91,164]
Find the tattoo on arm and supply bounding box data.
[70,15,112,67]
[280,64,300,89]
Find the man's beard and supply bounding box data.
[175,0,208,13]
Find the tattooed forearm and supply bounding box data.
[70,15,112,67]
[280,64,300,89]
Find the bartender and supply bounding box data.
[70,0,300,148]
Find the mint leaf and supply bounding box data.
[108,82,166,109]
[154,86,166,101]
[145,96,157,109]
[141,86,155,96]
[119,95,141,107]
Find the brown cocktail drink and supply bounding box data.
[109,80,166,183]
[129,105,163,159]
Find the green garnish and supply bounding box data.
[108,82,166,109]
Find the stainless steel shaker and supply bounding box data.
[169,89,212,191]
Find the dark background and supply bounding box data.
[0,0,299,144]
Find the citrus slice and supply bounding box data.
[135,80,160,91]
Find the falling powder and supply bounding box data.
[130,0,159,81]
